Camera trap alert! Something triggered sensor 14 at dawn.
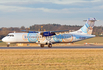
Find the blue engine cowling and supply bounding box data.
[41,32,56,36]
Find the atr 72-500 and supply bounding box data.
[2,18,97,48]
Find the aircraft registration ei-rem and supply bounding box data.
[2,18,97,48]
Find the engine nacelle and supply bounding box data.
[40,32,56,37]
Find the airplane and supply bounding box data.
[2,18,97,48]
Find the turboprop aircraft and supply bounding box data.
[2,18,97,48]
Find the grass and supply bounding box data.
[0,49,103,70]
[0,40,7,46]
[75,37,103,44]
[0,40,16,47]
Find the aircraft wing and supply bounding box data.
[40,30,69,37]
[22,30,69,36]
[50,30,69,33]
[22,30,39,33]
[32,30,69,32]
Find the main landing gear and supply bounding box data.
[40,44,52,48]
[48,44,52,48]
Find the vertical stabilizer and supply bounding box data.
[71,18,97,35]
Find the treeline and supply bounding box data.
[30,24,81,31]
[30,24,103,36]
[0,24,103,39]
[0,26,27,39]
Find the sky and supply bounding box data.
[0,0,103,28]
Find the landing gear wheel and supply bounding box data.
[7,45,9,47]
[40,44,44,48]
[48,44,52,48]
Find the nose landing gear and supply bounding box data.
[40,44,44,48]
[7,43,10,47]
[7,45,9,47]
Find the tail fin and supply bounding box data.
[71,18,97,35]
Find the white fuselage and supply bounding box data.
[2,32,95,44]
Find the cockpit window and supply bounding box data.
[7,35,14,37]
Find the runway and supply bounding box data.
[0,46,103,49]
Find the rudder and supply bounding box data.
[71,18,97,35]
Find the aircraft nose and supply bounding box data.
[2,38,5,42]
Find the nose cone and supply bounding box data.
[2,38,5,42]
